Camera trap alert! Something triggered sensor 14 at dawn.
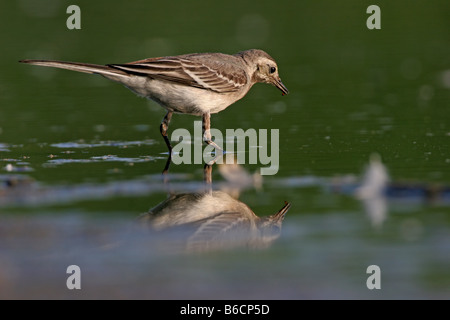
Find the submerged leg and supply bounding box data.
[160,111,173,153]
[204,163,213,194]
[160,111,173,175]
[162,151,172,176]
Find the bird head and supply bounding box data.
[239,49,289,96]
[257,201,291,244]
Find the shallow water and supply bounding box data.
[1,1,450,299]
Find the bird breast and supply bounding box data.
[119,75,249,115]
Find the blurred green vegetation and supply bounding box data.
[0,1,449,205]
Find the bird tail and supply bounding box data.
[19,59,129,80]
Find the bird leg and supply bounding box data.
[202,112,223,151]
[160,111,173,153]
[160,111,173,175]
[202,112,224,167]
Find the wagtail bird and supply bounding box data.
[20,49,289,153]
[140,191,291,252]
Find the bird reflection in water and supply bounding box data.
[140,158,291,253]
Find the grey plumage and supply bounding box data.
[140,191,291,252]
[20,49,288,152]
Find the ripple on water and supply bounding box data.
[50,140,156,149]
[46,155,160,166]
[0,143,10,152]
[2,163,34,172]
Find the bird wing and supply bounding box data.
[108,54,248,93]
[186,211,253,250]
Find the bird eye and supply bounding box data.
[270,66,276,74]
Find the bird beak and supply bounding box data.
[272,201,291,222]
[273,78,289,96]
